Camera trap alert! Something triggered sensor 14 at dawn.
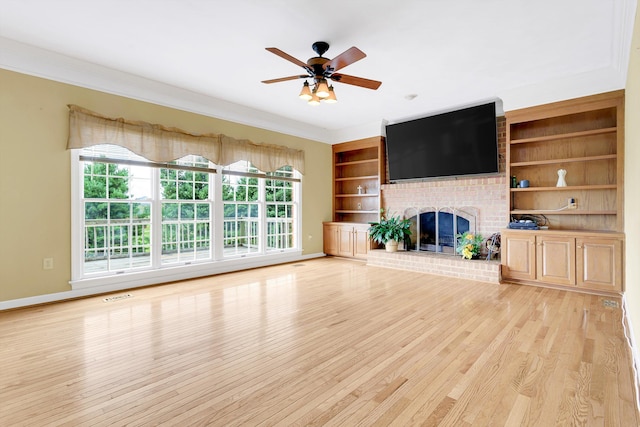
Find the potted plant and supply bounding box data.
[368,209,412,252]
[455,231,485,259]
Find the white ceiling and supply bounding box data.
[0,0,636,143]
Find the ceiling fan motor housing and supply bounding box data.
[307,57,331,80]
[312,41,330,56]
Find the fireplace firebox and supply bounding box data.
[404,207,477,254]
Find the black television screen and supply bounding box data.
[385,102,499,181]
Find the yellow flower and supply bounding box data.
[457,231,484,260]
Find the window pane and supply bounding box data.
[196,203,210,220]
[224,203,236,218]
[133,203,151,220]
[110,202,130,220]
[180,203,195,220]
[85,202,107,220]
[163,203,179,220]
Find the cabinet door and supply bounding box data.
[353,225,370,259]
[323,224,339,256]
[502,233,536,281]
[536,236,576,286]
[576,237,622,292]
[337,226,354,257]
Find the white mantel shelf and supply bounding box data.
[367,249,501,284]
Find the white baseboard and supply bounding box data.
[0,252,325,311]
[622,294,640,411]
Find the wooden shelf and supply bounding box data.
[335,175,379,182]
[509,127,617,145]
[335,193,379,198]
[336,210,379,214]
[335,159,378,167]
[511,154,616,167]
[511,210,617,215]
[511,185,617,192]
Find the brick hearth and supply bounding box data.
[367,249,502,283]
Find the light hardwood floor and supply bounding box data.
[1,258,638,426]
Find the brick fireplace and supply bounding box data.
[366,117,508,283]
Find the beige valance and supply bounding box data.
[67,105,305,174]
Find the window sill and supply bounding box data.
[70,250,302,291]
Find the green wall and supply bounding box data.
[0,69,332,301]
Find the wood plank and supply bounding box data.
[0,258,637,425]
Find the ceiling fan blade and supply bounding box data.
[262,75,308,84]
[265,47,309,69]
[330,73,382,90]
[323,47,366,72]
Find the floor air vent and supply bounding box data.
[103,293,133,302]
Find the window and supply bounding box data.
[160,156,213,264]
[81,145,155,274]
[222,161,260,257]
[72,146,301,287]
[266,167,295,251]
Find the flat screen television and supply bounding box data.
[385,102,499,181]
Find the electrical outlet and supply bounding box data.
[43,258,54,270]
[568,198,577,209]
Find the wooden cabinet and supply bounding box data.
[502,229,623,294]
[536,235,575,286]
[501,233,536,281]
[337,226,354,257]
[332,137,385,223]
[576,237,623,292]
[505,90,624,232]
[323,222,371,259]
[323,223,339,255]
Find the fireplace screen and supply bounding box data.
[405,208,477,254]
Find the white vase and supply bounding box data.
[556,169,567,187]
[385,239,398,252]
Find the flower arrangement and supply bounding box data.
[456,231,484,259]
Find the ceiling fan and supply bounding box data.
[262,41,382,104]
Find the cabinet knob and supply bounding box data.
[577,245,582,249]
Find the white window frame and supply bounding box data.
[70,150,302,291]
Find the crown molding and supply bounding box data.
[0,37,343,143]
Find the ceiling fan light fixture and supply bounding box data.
[316,79,330,98]
[299,81,312,100]
[324,86,338,103]
[308,90,321,106]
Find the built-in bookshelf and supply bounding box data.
[506,90,624,232]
